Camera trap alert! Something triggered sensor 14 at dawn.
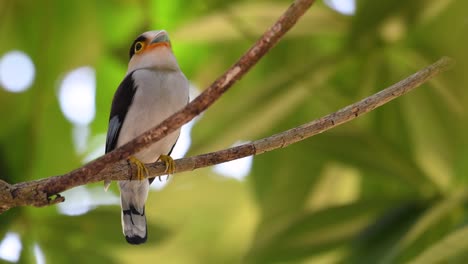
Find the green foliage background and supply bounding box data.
[1,0,467,263]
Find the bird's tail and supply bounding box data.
[121,204,147,244]
[119,181,149,244]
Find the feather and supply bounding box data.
[105,72,137,154]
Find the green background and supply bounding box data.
[1,0,467,263]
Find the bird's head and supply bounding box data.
[127,30,179,72]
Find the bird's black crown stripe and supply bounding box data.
[129,35,147,59]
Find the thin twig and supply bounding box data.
[0,0,317,213]
[107,57,456,178]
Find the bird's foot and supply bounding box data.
[129,156,149,181]
[158,154,175,181]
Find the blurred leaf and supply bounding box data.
[408,224,468,264]
[346,201,427,264]
[173,2,346,43]
[96,1,144,46]
[35,209,170,263]
[310,131,434,194]
[382,189,467,263]
[246,200,394,263]
[250,140,324,222]
[92,55,126,136]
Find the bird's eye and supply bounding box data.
[134,42,145,53]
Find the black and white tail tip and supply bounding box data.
[122,205,148,245]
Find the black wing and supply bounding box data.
[105,72,137,153]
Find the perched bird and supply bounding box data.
[104,30,189,244]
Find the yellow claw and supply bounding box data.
[129,156,149,181]
[158,154,175,181]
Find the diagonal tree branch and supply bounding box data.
[0,0,317,213]
[0,56,454,213]
[103,57,455,178]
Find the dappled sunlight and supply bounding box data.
[58,67,96,155]
[213,141,253,181]
[324,0,355,15]
[58,67,96,126]
[72,124,91,154]
[0,50,35,93]
[34,244,45,264]
[305,163,361,211]
[82,134,106,164]
[0,232,22,263]
[57,186,119,216]
[150,176,171,190]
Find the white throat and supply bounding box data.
[127,47,180,73]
